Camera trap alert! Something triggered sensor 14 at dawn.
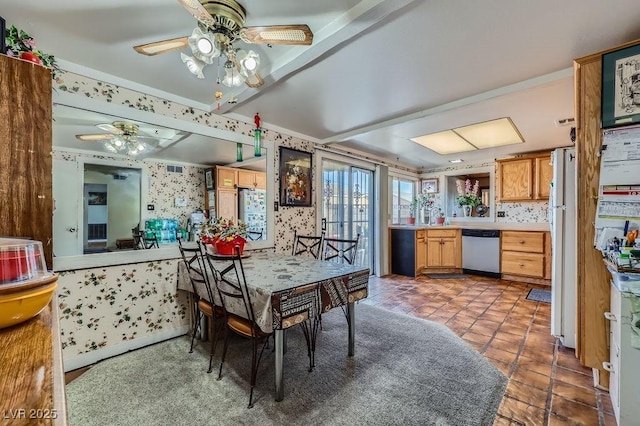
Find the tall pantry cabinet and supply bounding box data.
[0,55,53,268]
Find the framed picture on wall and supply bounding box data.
[205,169,214,190]
[421,178,438,193]
[279,147,312,207]
[602,43,640,129]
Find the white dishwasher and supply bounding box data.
[461,229,501,278]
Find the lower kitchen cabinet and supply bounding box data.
[500,230,551,285]
[425,229,461,269]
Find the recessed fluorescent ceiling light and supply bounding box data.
[410,130,476,155]
[454,117,524,149]
[449,159,463,163]
[410,117,524,155]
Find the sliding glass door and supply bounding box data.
[321,159,374,272]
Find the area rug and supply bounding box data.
[526,288,552,303]
[66,304,507,426]
[424,273,469,279]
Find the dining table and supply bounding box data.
[176,249,370,401]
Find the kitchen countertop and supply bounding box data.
[389,222,550,232]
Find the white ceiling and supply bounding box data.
[5,0,640,170]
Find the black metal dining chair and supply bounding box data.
[323,234,361,265]
[292,230,325,259]
[178,239,224,373]
[206,246,319,408]
[247,229,263,241]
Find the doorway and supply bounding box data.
[321,159,374,272]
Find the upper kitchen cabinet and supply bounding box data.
[496,153,552,202]
[237,169,266,189]
[216,166,237,189]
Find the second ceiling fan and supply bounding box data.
[134,0,314,90]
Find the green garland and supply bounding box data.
[5,25,58,77]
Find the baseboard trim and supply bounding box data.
[63,325,189,372]
[462,269,501,279]
[500,273,551,286]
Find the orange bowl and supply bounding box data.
[0,279,57,329]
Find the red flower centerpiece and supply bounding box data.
[200,217,248,256]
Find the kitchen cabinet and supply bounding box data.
[237,169,266,189]
[216,189,237,220]
[500,230,551,284]
[416,230,427,272]
[496,153,552,202]
[604,281,640,425]
[0,55,53,268]
[216,166,237,189]
[425,229,461,269]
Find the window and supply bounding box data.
[391,176,417,224]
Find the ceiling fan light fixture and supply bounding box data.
[237,49,260,76]
[222,60,245,87]
[188,27,220,64]
[181,53,206,79]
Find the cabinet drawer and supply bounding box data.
[502,231,544,253]
[416,230,426,239]
[501,251,544,277]
[427,229,458,238]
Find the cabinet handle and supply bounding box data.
[519,263,524,267]
[602,362,614,373]
[519,240,525,244]
[604,312,617,321]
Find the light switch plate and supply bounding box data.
[174,197,187,207]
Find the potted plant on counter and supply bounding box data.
[407,198,418,225]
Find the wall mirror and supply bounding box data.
[52,94,274,270]
[442,166,494,221]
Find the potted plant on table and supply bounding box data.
[200,217,248,255]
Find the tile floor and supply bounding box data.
[65,273,616,425]
[360,274,615,426]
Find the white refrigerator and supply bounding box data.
[238,189,267,240]
[550,147,577,349]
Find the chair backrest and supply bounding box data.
[292,230,325,259]
[247,229,263,241]
[205,247,259,335]
[323,234,360,265]
[178,240,215,304]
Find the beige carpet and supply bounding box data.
[66,303,507,425]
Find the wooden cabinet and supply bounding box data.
[500,230,551,283]
[237,169,266,189]
[216,189,237,220]
[216,166,237,189]
[416,230,427,272]
[0,55,53,268]
[496,153,552,202]
[425,229,461,269]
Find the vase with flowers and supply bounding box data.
[200,217,248,255]
[456,179,481,217]
[4,24,59,78]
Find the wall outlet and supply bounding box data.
[147,204,155,211]
[497,211,505,218]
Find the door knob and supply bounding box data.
[68,227,77,233]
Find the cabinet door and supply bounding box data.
[216,167,237,189]
[237,170,256,188]
[440,238,458,267]
[498,158,533,201]
[416,234,427,272]
[254,172,267,189]
[534,156,553,199]
[426,239,443,267]
[216,189,237,220]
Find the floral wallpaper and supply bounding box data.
[52,70,317,364]
[57,260,189,357]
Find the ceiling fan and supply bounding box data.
[133,0,313,91]
[76,121,168,156]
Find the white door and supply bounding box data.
[53,158,81,256]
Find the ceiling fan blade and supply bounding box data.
[245,72,264,88]
[133,37,189,56]
[96,123,123,134]
[239,25,313,46]
[177,0,217,28]
[76,134,115,142]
